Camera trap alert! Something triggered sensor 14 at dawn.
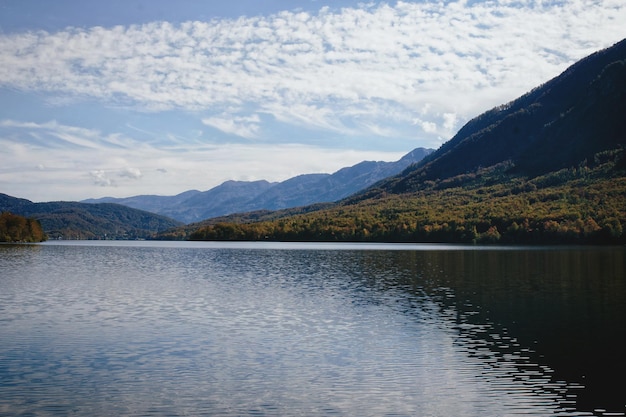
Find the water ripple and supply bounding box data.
[0,243,624,416]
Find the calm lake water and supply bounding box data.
[1,241,624,416]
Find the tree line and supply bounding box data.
[189,159,626,245]
[0,212,47,242]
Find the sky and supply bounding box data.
[1,0,625,202]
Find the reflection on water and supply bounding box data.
[0,242,624,416]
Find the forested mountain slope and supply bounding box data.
[376,38,626,195]
[185,39,626,244]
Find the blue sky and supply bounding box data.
[1,0,624,202]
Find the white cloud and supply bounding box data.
[442,113,458,134]
[119,167,143,179]
[412,112,458,137]
[0,119,126,149]
[90,170,113,187]
[420,121,438,134]
[0,0,623,141]
[264,102,354,134]
[202,114,261,139]
[88,167,142,187]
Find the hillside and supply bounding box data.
[83,148,432,223]
[379,38,626,195]
[185,39,626,244]
[0,194,182,240]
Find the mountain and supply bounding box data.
[249,148,433,210]
[161,180,276,223]
[0,193,182,240]
[185,39,626,245]
[84,148,432,223]
[379,38,626,194]
[83,189,202,214]
[84,181,276,224]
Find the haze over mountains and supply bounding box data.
[82,148,433,223]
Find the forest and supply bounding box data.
[0,212,47,243]
[187,43,626,246]
[188,150,626,245]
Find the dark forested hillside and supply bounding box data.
[0,194,182,239]
[380,38,626,195]
[184,39,626,245]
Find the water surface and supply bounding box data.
[1,241,624,416]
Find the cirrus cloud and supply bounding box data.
[202,113,261,139]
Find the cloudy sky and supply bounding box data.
[1,0,624,202]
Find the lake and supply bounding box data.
[1,241,624,416]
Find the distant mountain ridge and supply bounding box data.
[83,147,433,223]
